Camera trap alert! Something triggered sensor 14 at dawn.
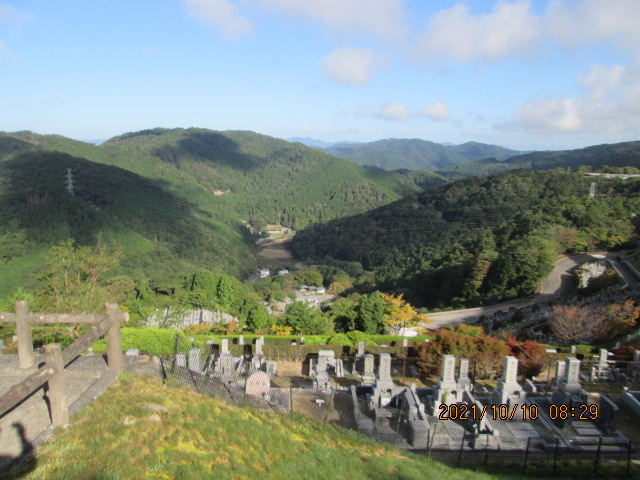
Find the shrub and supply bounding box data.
[184,324,213,337]
[302,335,330,345]
[92,327,186,357]
[326,333,352,346]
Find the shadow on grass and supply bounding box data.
[0,422,37,479]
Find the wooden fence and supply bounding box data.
[0,301,127,428]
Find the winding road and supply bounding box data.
[425,252,637,330]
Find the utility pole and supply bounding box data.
[65,168,74,196]
[589,182,596,198]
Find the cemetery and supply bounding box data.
[171,335,640,463]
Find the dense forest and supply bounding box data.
[0,129,431,298]
[439,140,640,177]
[3,128,640,319]
[322,138,517,172]
[292,169,640,308]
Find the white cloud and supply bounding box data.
[356,101,451,122]
[417,1,541,62]
[322,47,377,86]
[379,102,411,121]
[421,101,450,121]
[546,0,640,54]
[254,0,407,39]
[183,0,254,39]
[500,62,640,135]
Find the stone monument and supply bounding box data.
[492,356,526,419]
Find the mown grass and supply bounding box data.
[1,375,526,480]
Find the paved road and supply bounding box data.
[425,252,637,330]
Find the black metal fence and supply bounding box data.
[166,334,640,478]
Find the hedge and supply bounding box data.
[92,327,187,357]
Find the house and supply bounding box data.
[258,269,270,278]
[277,270,289,275]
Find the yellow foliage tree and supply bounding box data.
[380,293,428,335]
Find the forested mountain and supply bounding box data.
[439,141,640,177]
[450,142,522,163]
[0,129,427,295]
[321,138,517,171]
[292,170,640,309]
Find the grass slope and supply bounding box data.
[1,375,521,480]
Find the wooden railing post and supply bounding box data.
[44,343,68,428]
[15,301,35,369]
[105,303,124,373]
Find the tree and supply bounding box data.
[327,297,359,332]
[380,293,428,335]
[292,269,324,287]
[357,292,386,333]
[284,301,331,335]
[548,305,598,344]
[415,326,509,379]
[506,338,546,378]
[37,236,123,312]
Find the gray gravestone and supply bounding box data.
[362,354,375,385]
[189,348,203,372]
[599,349,608,366]
[492,356,526,417]
[440,354,457,388]
[437,355,459,405]
[553,357,583,404]
[238,335,244,345]
[176,352,187,367]
[357,341,365,357]
[555,359,566,381]
[402,338,408,347]
[221,338,229,355]
[458,358,471,391]
[246,371,271,397]
[255,338,263,356]
[565,357,581,385]
[597,395,619,434]
[315,350,333,389]
[377,353,394,390]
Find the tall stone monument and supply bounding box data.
[492,356,526,419]
[377,353,394,391]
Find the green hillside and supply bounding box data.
[0,146,254,296]
[14,128,422,229]
[292,169,640,308]
[324,138,517,171]
[439,141,640,177]
[0,129,425,298]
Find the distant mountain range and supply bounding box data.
[288,137,520,172]
[440,141,640,177]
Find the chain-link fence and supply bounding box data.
[165,334,640,478]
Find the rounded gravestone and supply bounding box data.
[246,371,271,397]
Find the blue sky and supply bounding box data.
[1,0,639,150]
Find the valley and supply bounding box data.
[1,127,640,335]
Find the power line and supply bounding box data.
[65,168,74,196]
